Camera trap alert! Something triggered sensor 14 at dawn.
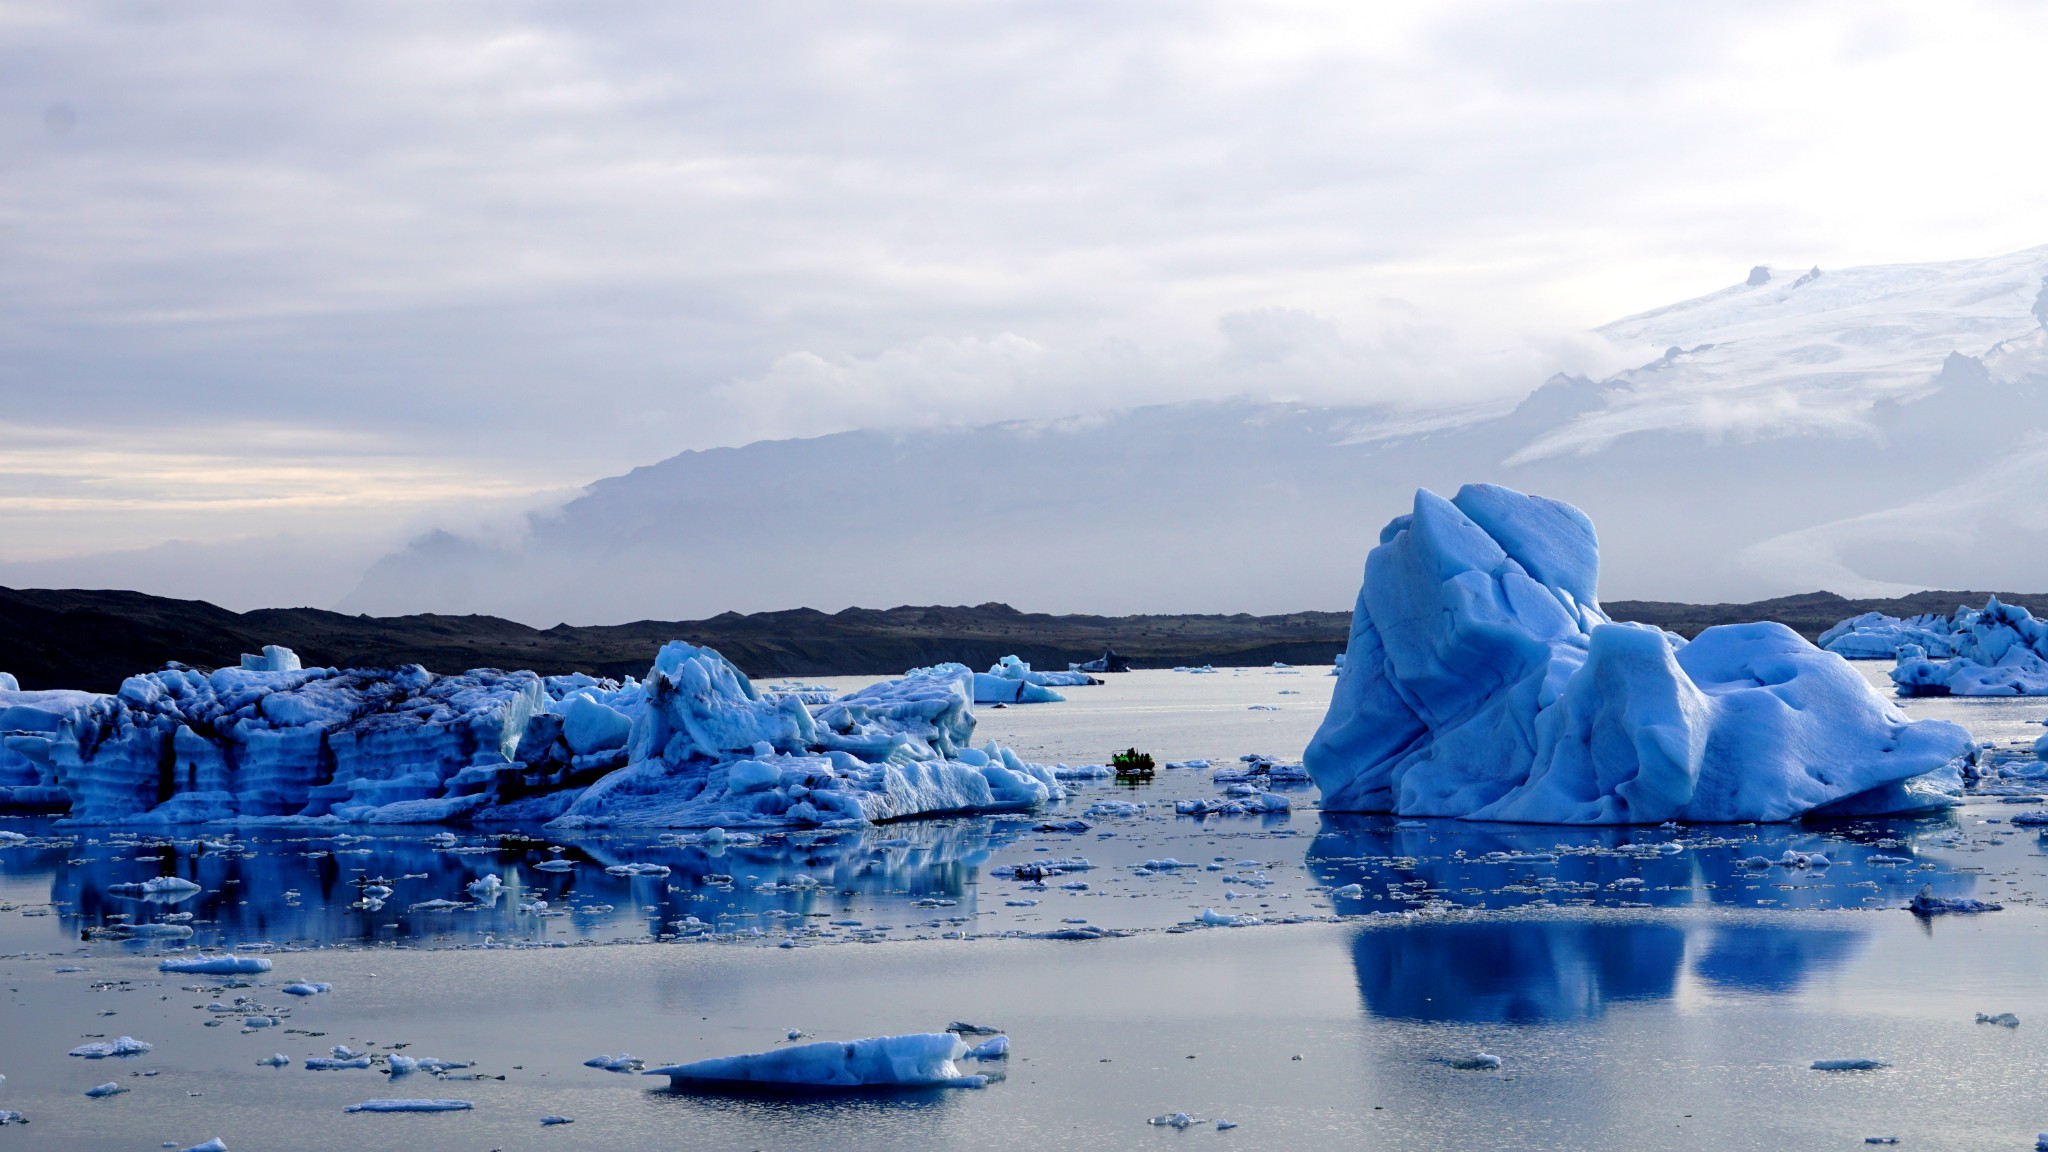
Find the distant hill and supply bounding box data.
[0,586,1351,692]
[5,585,2038,694]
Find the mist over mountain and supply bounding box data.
[343,246,2048,626]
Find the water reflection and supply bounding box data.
[1316,813,1985,1023]
[0,817,1044,952]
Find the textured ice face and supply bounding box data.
[1306,484,1974,824]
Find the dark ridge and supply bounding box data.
[0,586,1352,692]
[1605,590,2048,642]
[9,585,2041,694]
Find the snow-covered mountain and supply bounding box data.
[343,246,2048,625]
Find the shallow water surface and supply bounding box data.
[4,664,2048,1149]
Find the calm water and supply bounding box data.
[4,666,2048,1150]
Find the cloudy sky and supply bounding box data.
[5,0,2048,597]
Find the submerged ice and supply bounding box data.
[1305,485,1974,824]
[0,643,1063,829]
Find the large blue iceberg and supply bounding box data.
[0,644,1062,828]
[1824,598,2048,696]
[1304,485,1973,823]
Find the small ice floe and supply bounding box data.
[258,1054,291,1067]
[1811,1058,1889,1071]
[1033,820,1091,834]
[1908,886,2003,915]
[1864,1138,1898,1146]
[108,877,203,897]
[159,955,272,975]
[1217,1119,1239,1130]
[1778,850,1831,868]
[1976,1012,2021,1027]
[2036,1133,2048,1152]
[1149,1112,1201,1129]
[965,1036,1010,1060]
[1140,858,1195,871]
[0,1110,24,1125]
[1198,908,1260,927]
[343,1099,473,1113]
[84,1082,127,1098]
[541,1115,574,1125]
[0,830,26,844]
[70,1037,152,1059]
[947,1021,1002,1036]
[466,875,502,899]
[1447,1052,1502,1071]
[583,1054,643,1073]
[645,1033,992,1089]
[408,898,467,912]
[2009,811,2048,826]
[305,1056,373,1071]
[281,982,331,997]
[1036,925,1123,940]
[1331,884,1364,898]
[605,863,671,877]
[176,1140,227,1152]
[1003,899,1039,907]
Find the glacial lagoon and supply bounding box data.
[5,667,2048,1150]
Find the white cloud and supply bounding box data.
[6,0,2048,587]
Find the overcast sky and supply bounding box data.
[6,0,2048,571]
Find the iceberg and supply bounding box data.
[3,642,1064,829]
[1817,611,1959,660]
[1887,599,2048,696]
[644,1032,990,1089]
[1304,485,1974,824]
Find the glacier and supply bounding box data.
[0,644,1064,828]
[1304,484,1974,824]
[1824,598,2048,696]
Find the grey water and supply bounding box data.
[5,667,2048,1149]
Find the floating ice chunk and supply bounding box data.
[1976,1012,2021,1027]
[1149,1112,1200,1129]
[946,1021,1003,1035]
[1331,883,1364,898]
[281,982,331,996]
[0,1111,22,1126]
[1140,859,1195,870]
[0,830,27,844]
[965,1036,1009,1060]
[645,1033,989,1089]
[84,1082,127,1097]
[306,1056,374,1070]
[1307,484,1974,823]
[583,1054,643,1072]
[1868,598,2048,696]
[108,876,203,897]
[1448,1052,1502,1070]
[532,858,576,871]
[343,1099,474,1112]
[258,1054,291,1067]
[1198,908,1260,927]
[466,875,502,898]
[176,1140,228,1152]
[604,863,670,877]
[541,1115,574,1125]
[70,1036,151,1058]
[159,955,271,975]
[1811,1058,1889,1070]
[1217,1119,1239,1130]
[1909,886,2002,915]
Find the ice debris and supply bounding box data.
[583,1054,643,1072]
[280,982,331,996]
[1811,1058,1889,1071]
[70,1037,151,1058]
[1909,885,2003,915]
[645,1033,992,1089]
[84,1082,127,1098]
[344,1099,474,1112]
[159,955,272,975]
[1305,485,1974,823]
[176,1140,227,1152]
[1976,1012,2020,1027]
